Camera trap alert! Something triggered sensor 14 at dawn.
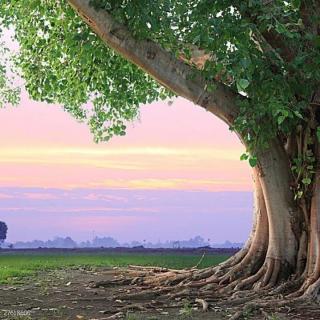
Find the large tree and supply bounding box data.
[1,0,320,300]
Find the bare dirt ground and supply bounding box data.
[0,267,320,320]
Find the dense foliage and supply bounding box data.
[0,0,171,141]
[90,0,319,151]
[0,1,319,151]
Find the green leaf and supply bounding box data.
[240,58,251,69]
[317,127,320,142]
[193,34,201,44]
[302,177,311,185]
[237,79,250,92]
[275,23,294,38]
[293,111,304,119]
[249,157,257,167]
[292,0,301,9]
[277,115,286,125]
[240,153,249,161]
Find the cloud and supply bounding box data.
[0,193,13,199]
[0,187,253,243]
[57,207,159,214]
[83,193,128,202]
[0,206,159,214]
[22,192,59,200]
[90,178,249,191]
[0,147,243,172]
[0,147,242,158]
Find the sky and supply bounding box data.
[0,26,255,245]
[0,92,253,244]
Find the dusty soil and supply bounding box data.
[0,267,319,320]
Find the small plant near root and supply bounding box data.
[178,300,193,317]
[266,314,282,320]
[125,312,138,320]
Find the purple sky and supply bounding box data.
[0,72,253,243]
[0,188,252,243]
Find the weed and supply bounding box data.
[125,312,138,320]
[179,300,193,317]
[267,314,282,320]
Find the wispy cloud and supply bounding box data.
[0,147,242,170]
[90,178,249,191]
[0,96,250,192]
[0,187,252,243]
[83,193,128,202]
[0,147,242,158]
[0,206,159,214]
[0,193,13,199]
[22,192,59,200]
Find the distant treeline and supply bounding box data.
[2,235,243,249]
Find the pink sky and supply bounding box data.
[0,94,251,192]
[0,94,254,243]
[0,25,254,243]
[1,29,251,192]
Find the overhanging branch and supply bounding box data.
[67,0,240,125]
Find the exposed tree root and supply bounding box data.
[94,259,316,300]
[90,259,320,320]
[195,298,208,311]
[304,277,320,299]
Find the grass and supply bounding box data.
[0,251,230,284]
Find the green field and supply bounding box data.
[0,252,229,284]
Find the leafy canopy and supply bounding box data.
[0,0,171,141]
[0,0,319,148]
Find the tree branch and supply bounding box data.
[261,30,296,63]
[234,4,297,64]
[67,0,240,126]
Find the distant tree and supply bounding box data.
[0,221,8,245]
[91,236,119,248]
[173,241,180,249]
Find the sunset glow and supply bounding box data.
[0,95,251,191]
[0,94,253,243]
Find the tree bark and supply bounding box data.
[297,141,320,298]
[257,140,300,283]
[210,138,320,297]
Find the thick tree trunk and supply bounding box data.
[207,140,301,290]
[255,140,300,285]
[205,138,320,298]
[297,142,320,298]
